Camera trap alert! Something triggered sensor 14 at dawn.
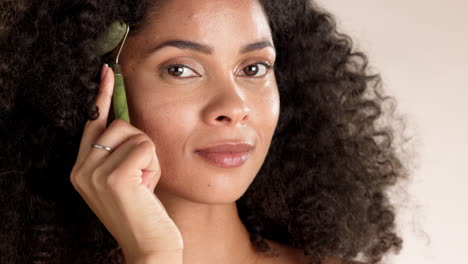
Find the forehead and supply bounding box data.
[138,0,272,44]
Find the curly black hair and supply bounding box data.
[0,0,407,263]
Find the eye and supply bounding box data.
[164,64,200,78]
[239,62,272,77]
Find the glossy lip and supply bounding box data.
[194,143,255,168]
[195,143,254,153]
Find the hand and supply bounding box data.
[70,64,184,263]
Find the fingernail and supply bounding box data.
[100,63,109,81]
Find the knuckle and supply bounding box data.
[130,133,151,146]
[69,173,78,188]
[69,167,77,183]
[137,140,154,152]
[135,133,149,141]
[105,171,122,190]
[108,118,130,131]
[90,168,103,189]
[70,170,85,190]
[85,118,105,130]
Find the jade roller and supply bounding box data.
[95,20,131,124]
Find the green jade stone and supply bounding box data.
[110,63,131,124]
[94,21,128,56]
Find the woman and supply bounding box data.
[0,0,406,263]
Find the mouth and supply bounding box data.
[194,143,255,168]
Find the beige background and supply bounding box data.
[316,0,468,263]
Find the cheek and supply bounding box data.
[130,98,199,163]
[124,72,198,153]
[252,84,280,137]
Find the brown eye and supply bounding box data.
[244,64,259,76]
[168,66,184,77]
[240,63,271,77]
[164,64,199,78]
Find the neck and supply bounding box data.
[154,189,260,264]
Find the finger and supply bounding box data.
[76,64,115,165]
[94,135,159,190]
[78,120,146,175]
[75,134,150,220]
[102,141,166,221]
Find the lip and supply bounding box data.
[195,143,254,153]
[194,143,255,168]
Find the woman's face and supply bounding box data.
[119,0,279,203]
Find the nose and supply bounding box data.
[202,81,250,127]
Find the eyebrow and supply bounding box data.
[144,39,276,56]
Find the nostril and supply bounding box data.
[216,116,228,121]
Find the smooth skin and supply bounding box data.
[70,0,356,263]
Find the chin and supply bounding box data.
[183,190,245,205]
[156,170,257,205]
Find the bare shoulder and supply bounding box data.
[256,239,306,264]
[259,239,367,264]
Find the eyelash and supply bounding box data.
[161,62,273,79]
